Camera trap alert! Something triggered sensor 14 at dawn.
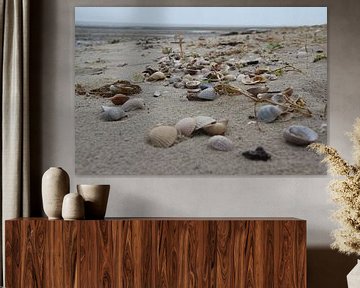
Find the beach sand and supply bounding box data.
[75,25,327,175]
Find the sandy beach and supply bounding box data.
[75,25,327,175]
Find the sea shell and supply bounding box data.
[247,86,269,96]
[101,106,127,121]
[175,117,196,137]
[197,88,218,100]
[148,126,178,148]
[173,82,185,89]
[208,135,234,151]
[194,116,216,130]
[206,71,223,82]
[238,74,266,85]
[109,94,130,105]
[169,76,182,84]
[199,83,212,90]
[257,105,283,123]
[202,119,229,136]
[283,125,319,146]
[271,94,286,104]
[223,74,236,81]
[109,81,142,95]
[185,80,201,89]
[148,71,166,81]
[122,98,145,112]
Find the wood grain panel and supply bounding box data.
[6,218,306,288]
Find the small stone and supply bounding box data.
[153,91,161,97]
[242,147,271,161]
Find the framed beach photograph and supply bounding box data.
[74,7,327,175]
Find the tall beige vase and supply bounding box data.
[77,184,110,219]
[42,167,70,219]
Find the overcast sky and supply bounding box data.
[75,7,327,27]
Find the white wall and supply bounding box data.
[35,0,360,247]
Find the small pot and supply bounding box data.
[62,192,85,220]
[77,184,110,219]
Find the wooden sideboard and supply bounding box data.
[5,218,306,287]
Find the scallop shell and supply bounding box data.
[257,105,283,123]
[175,117,196,137]
[101,106,127,121]
[148,126,178,148]
[194,116,216,130]
[185,80,201,89]
[202,119,229,136]
[110,94,130,105]
[208,135,234,151]
[197,88,218,101]
[148,71,166,81]
[122,98,145,112]
[283,125,318,146]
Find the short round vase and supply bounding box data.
[77,184,110,219]
[62,192,85,220]
[42,167,70,219]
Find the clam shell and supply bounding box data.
[197,87,218,101]
[122,98,145,112]
[148,126,178,148]
[110,94,130,105]
[194,116,216,130]
[101,106,127,121]
[185,80,201,89]
[257,105,283,123]
[271,94,286,104]
[283,125,318,146]
[223,74,236,81]
[202,119,229,136]
[208,135,234,151]
[109,81,141,95]
[247,86,269,96]
[199,83,212,90]
[175,117,196,137]
[148,71,166,81]
[173,82,185,89]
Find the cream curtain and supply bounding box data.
[1,0,30,284]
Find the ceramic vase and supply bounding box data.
[347,259,360,288]
[42,167,70,219]
[77,184,110,219]
[62,192,85,220]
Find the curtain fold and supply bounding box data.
[1,0,30,284]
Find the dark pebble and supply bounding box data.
[242,146,271,161]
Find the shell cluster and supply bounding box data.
[147,116,232,151]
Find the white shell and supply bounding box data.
[101,106,127,121]
[283,125,319,146]
[148,71,166,81]
[121,98,145,112]
[175,117,196,137]
[208,136,234,151]
[148,126,178,148]
[257,105,282,123]
[194,116,216,130]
